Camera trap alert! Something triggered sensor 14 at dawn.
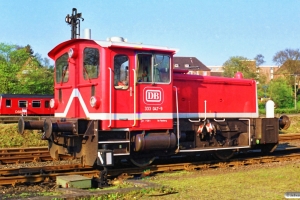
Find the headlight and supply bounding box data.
[90,96,100,108]
[50,99,58,109]
[68,48,77,58]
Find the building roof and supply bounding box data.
[173,57,210,71]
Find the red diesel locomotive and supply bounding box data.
[19,9,290,168]
[0,94,53,116]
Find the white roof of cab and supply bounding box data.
[94,39,179,53]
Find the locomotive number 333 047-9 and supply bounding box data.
[145,106,163,111]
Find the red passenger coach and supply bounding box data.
[0,94,53,116]
[19,9,291,173]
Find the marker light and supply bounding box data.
[90,96,100,108]
[68,48,77,59]
[68,48,74,58]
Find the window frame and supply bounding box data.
[83,47,100,80]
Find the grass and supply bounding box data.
[142,163,300,200]
[0,123,47,148]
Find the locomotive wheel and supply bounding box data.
[214,150,235,160]
[130,157,156,167]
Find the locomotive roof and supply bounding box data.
[48,39,178,59]
[0,94,53,98]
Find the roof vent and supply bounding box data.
[107,37,126,42]
[84,29,91,39]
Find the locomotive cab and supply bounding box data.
[33,37,178,166]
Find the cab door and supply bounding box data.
[109,48,134,128]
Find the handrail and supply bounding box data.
[203,100,207,121]
[239,118,251,146]
[214,118,226,122]
[188,119,201,122]
[108,67,112,128]
[132,69,136,127]
[173,86,180,152]
[188,100,207,122]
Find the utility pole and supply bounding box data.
[295,75,297,110]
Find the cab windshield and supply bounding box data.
[55,53,69,83]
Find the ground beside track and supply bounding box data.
[1,152,300,199]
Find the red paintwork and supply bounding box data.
[48,39,175,131]
[173,72,258,118]
[48,39,258,132]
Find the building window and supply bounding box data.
[185,64,189,68]
[174,64,179,68]
[203,71,207,76]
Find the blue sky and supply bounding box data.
[1,0,300,66]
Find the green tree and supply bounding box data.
[0,43,30,93]
[0,43,53,94]
[268,77,294,108]
[222,56,257,79]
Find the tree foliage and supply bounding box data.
[254,54,265,66]
[273,48,300,66]
[0,43,53,94]
[268,77,294,108]
[222,56,257,79]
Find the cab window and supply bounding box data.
[83,48,99,80]
[114,55,129,89]
[55,53,69,83]
[137,54,170,83]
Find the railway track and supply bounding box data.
[0,147,300,186]
[1,134,299,165]
[0,147,72,165]
[278,133,300,141]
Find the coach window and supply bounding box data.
[56,53,69,83]
[18,101,27,108]
[6,99,11,107]
[32,101,41,108]
[114,55,129,89]
[83,48,99,80]
[45,101,50,108]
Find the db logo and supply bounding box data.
[143,87,164,105]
